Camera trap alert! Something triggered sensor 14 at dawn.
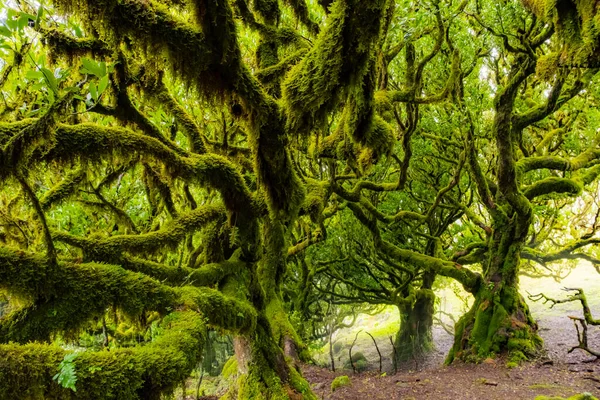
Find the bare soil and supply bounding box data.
[302,359,599,400]
[303,312,600,400]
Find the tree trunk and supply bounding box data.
[223,219,315,399]
[446,225,542,364]
[226,317,315,399]
[394,288,435,362]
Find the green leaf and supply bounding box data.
[0,25,11,37]
[98,75,109,96]
[53,353,78,392]
[40,67,59,95]
[26,70,44,80]
[80,58,105,77]
[17,13,36,30]
[35,6,44,29]
[6,10,18,31]
[89,82,98,102]
[71,23,83,38]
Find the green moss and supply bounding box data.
[331,375,350,391]
[447,278,542,364]
[344,351,368,371]
[534,394,598,400]
[0,311,206,400]
[145,82,206,153]
[0,248,179,342]
[282,0,319,34]
[281,0,347,134]
[50,123,254,214]
[282,0,388,139]
[524,177,583,200]
[0,119,38,146]
[43,28,111,61]
[221,356,239,380]
[0,246,255,341]
[508,338,536,355]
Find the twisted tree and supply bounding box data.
[1,0,600,398]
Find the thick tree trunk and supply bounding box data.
[446,226,542,364]
[224,219,315,399]
[226,318,315,399]
[261,220,311,362]
[394,288,435,362]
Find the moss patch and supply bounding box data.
[331,375,350,392]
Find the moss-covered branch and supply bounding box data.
[0,119,37,146]
[42,123,255,214]
[522,236,600,266]
[524,177,582,200]
[120,255,245,288]
[282,0,319,34]
[347,202,481,292]
[142,78,206,154]
[1,94,72,178]
[40,168,86,210]
[0,246,255,342]
[42,28,111,58]
[528,287,599,326]
[513,69,597,130]
[17,173,58,262]
[0,311,206,399]
[53,204,225,257]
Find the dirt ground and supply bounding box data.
[302,310,600,400]
[302,359,599,400]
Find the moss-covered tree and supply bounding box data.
[2,1,600,398]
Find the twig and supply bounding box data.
[364,331,382,373]
[390,336,397,374]
[349,330,362,374]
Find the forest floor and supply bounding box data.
[190,264,600,399]
[190,312,600,400]
[302,305,600,399]
[302,356,600,400]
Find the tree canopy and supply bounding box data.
[1,0,600,398]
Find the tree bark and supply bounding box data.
[394,288,435,362]
[446,225,541,364]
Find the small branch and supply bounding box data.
[17,173,56,263]
[349,330,362,374]
[568,317,600,360]
[390,336,397,374]
[364,331,382,373]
